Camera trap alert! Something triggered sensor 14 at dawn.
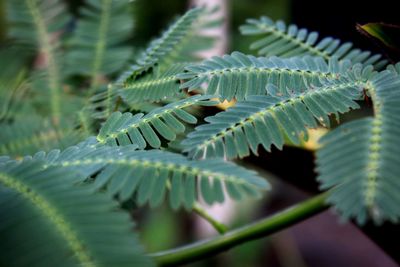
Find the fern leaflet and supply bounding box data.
[97,95,217,148]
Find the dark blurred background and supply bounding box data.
[1,0,399,266]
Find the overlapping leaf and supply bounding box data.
[36,142,268,209]
[178,52,359,101]
[183,63,374,159]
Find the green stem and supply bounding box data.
[150,192,330,266]
[192,204,228,234]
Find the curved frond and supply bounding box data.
[119,7,216,84]
[316,71,400,224]
[97,95,217,148]
[65,0,134,87]
[178,52,360,101]
[182,64,374,159]
[0,159,152,267]
[38,144,269,209]
[240,16,387,69]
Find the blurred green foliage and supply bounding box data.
[0,1,290,266]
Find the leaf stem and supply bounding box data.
[150,191,330,266]
[192,204,228,234]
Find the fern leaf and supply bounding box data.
[90,64,186,117]
[240,16,388,69]
[119,7,216,84]
[0,159,153,267]
[316,71,400,224]
[118,64,186,104]
[65,0,134,88]
[6,0,69,121]
[178,52,361,101]
[182,64,374,159]
[97,95,217,148]
[38,143,269,209]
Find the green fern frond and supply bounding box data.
[37,143,268,209]
[182,64,374,159]
[90,64,185,119]
[65,0,134,88]
[97,95,217,148]
[0,159,153,267]
[119,7,215,84]
[240,16,388,69]
[118,64,186,104]
[0,116,83,157]
[178,52,361,101]
[316,71,400,224]
[6,0,70,121]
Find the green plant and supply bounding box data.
[1,1,399,266]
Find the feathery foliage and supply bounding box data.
[2,3,400,265]
[316,71,400,224]
[97,95,217,148]
[35,141,268,209]
[90,7,218,118]
[182,61,372,159]
[240,16,387,69]
[0,159,153,267]
[118,64,186,104]
[178,52,360,101]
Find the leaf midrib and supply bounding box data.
[51,158,260,188]
[191,81,364,152]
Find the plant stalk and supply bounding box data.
[192,204,228,234]
[150,191,330,266]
